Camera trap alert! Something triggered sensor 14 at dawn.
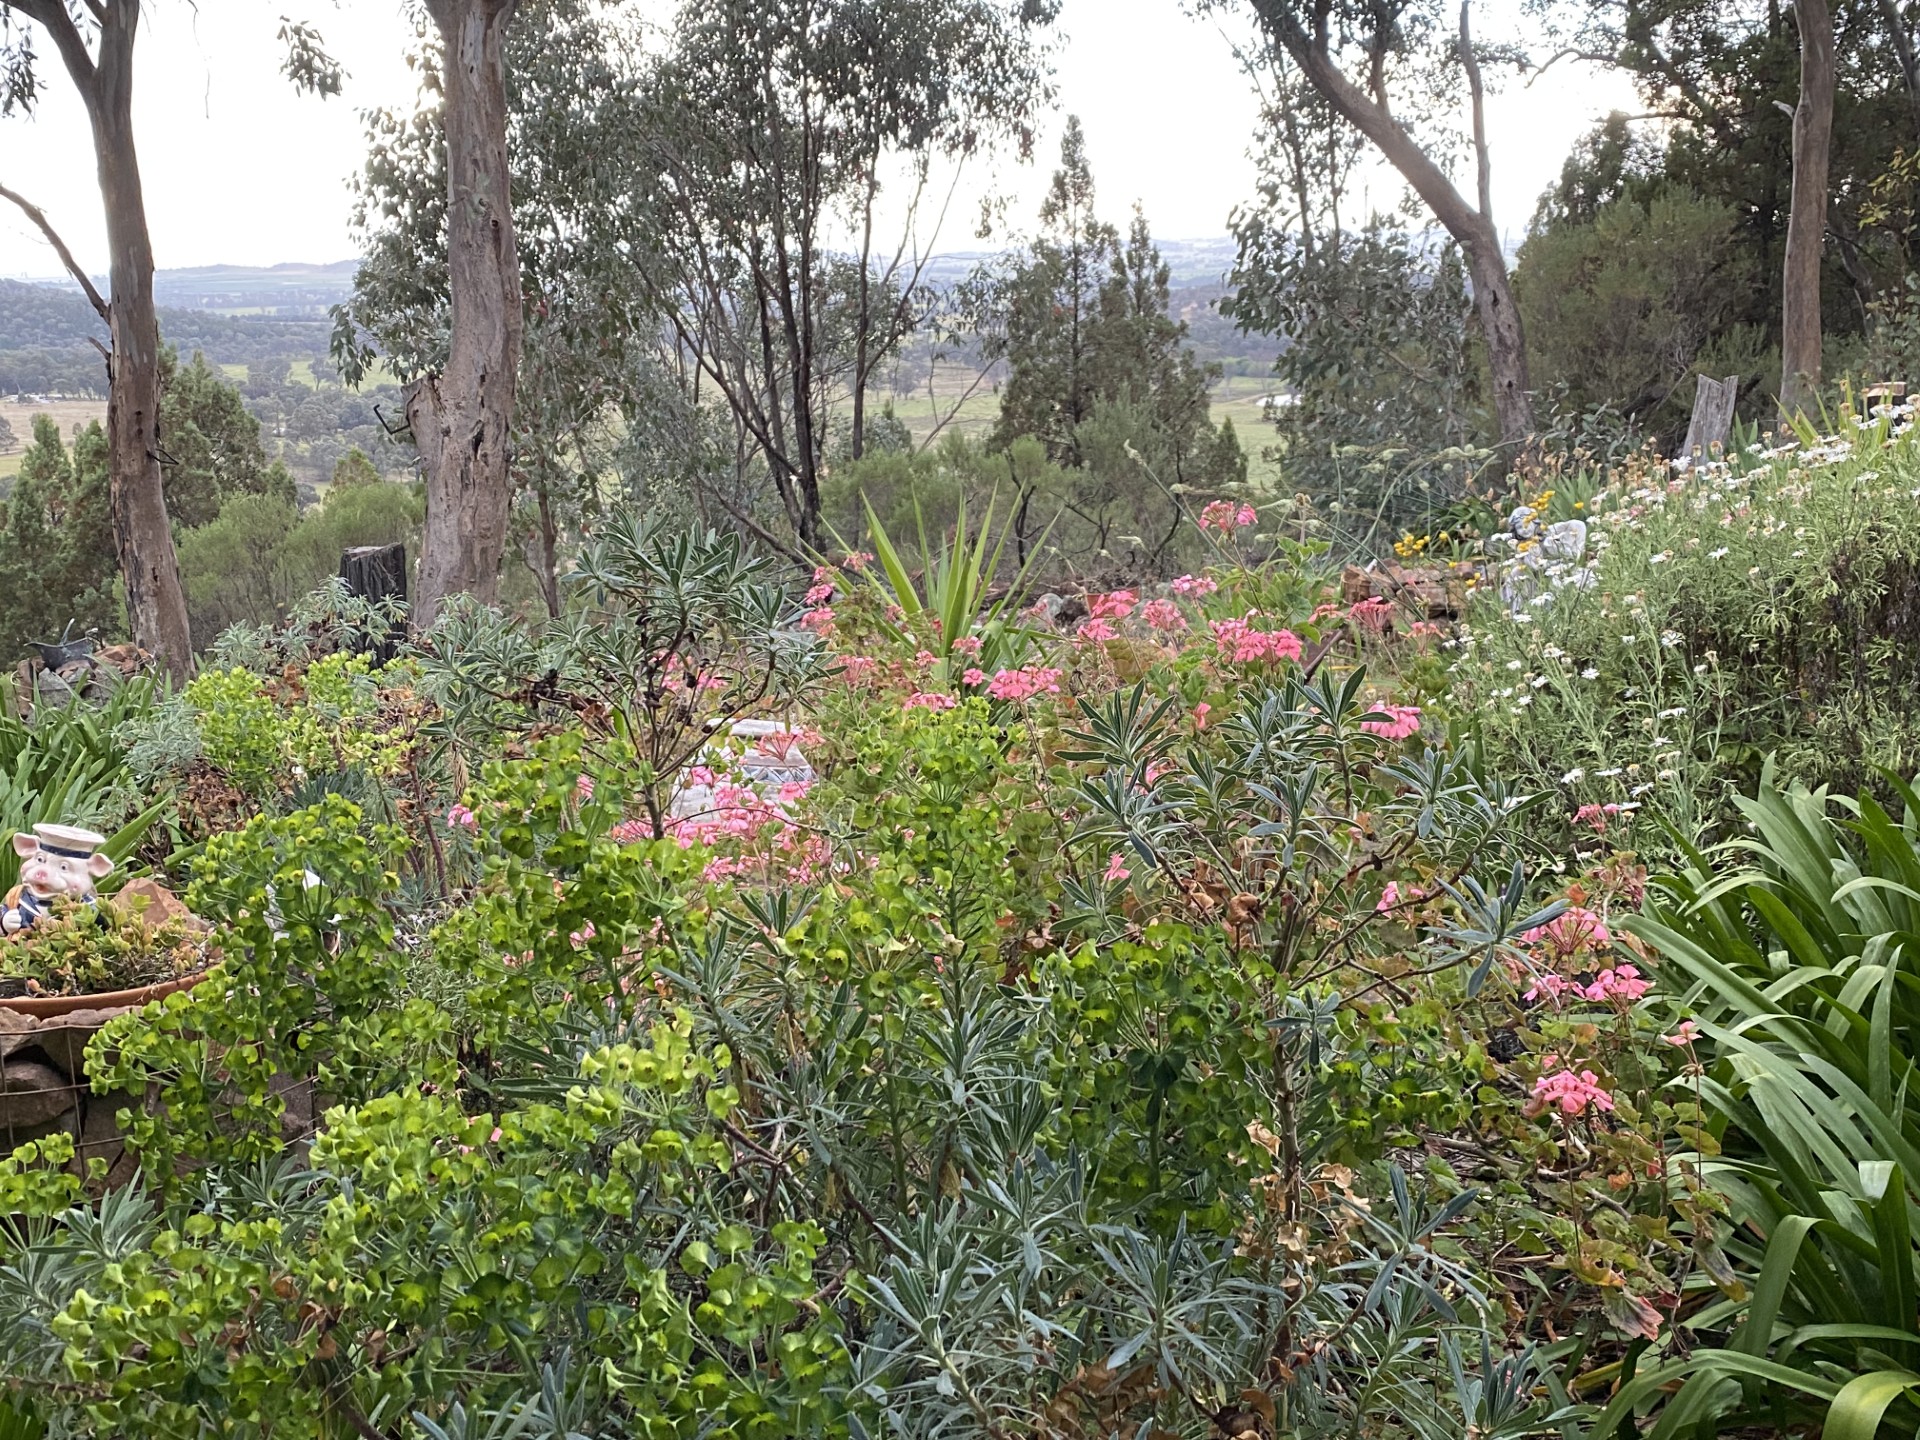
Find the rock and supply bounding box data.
[110,877,211,934]
[92,643,153,678]
[1340,563,1474,620]
[0,1057,79,1135]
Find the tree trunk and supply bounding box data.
[1258,1,1534,450]
[1878,0,1920,146]
[89,4,192,679]
[1780,0,1834,416]
[413,0,524,626]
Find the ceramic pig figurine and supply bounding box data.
[3,824,113,933]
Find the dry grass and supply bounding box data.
[0,398,108,483]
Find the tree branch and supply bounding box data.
[5,0,98,91]
[1458,1,1493,223]
[0,181,109,321]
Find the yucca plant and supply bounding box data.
[839,492,1046,683]
[1598,767,1920,1439]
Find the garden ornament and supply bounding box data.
[669,719,815,823]
[3,823,113,933]
[1496,510,1594,615]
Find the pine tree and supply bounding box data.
[0,418,121,661]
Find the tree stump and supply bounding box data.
[339,543,408,662]
[1680,374,1740,463]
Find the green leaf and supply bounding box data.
[1824,1369,1920,1440]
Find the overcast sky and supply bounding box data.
[0,0,1638,280]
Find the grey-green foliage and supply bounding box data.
[416,515,822,832]
[1225,215,1486,552]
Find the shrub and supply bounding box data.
[1453,404,1920,850]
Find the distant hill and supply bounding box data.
[149,261,359,317]
[5,260,359,319]
[0,278,332,395]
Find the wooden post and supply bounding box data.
[1680,374,1740,463]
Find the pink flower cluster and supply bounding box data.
[1349,597,1393,632]
[1522,905,1612,959]
[1076,618,1118,643]
[445,804,478,832]
[1088,589,1137,620]
[666,779,829,885]
[1104,852,1131,883]
[1524,963,1649,1005]
[986,666,1063,702]
[1171,574,1219,597]
[834,654,879,684]
[1359,703,1422,741]
[1530,1066,1616,1117]
[1141,598,1187,632]
[904,691,958,711]
[1574,802,1622,835]
[1210,615,1303,665]
[1375,880,1427,913]
[803,582,834,605]
[1200,500,1258,534]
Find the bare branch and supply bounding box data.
[1458,1,1493,223]
[0,180,109,321]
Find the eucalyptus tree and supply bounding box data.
[0,8,322,675]
[1539,0,1915,409]
[1204,0,1535,453]
[340,0,722,604]
[0,7,339,676]
[343,0,1057,568]
[636,0,1060,550]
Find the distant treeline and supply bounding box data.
[0,280,332,394]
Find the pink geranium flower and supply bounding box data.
[1199,500,1257,534]
[1530,1067,1616,1118]
[1359,704,1422,741]
[1574,802,1622,835]
[986,666,1063,702]
[1523,905,1612,958]
[1104,852,1130,884]
[1141,598,1186,632]
[1210,615,1303,665]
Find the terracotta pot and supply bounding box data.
[0,969,209,1020]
